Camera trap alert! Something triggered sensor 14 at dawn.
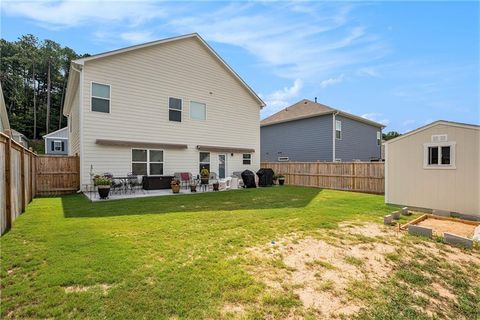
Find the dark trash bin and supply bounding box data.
[241,170,256,188]
[257,168,275,187]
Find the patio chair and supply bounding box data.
[104,172,123,194]
[127,173,143,194]
[179,172,192,189]
[209,172,217,181]
[219,177,232,191]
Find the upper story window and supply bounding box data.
[190,101,206,120]
[169,97,182,122]
[423,142,455,169]
[243,154,251,165]
[91,82,110,113]
[335,120,342,139]
[377,131,381,146]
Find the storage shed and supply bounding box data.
[385,121,479,217]
[43,127,68,155]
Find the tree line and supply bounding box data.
[1,34,89,139]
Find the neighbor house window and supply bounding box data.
[52,140,63,151]
[131,149,164,175]
[424,143,455,169]
[377,131,381,146]
[199,152,210,173]
[243,154,251,165]
[190,101,206,120]
[91,82,110,113]
[335,120,342,139]
[169,97,182,122]
[278,157,289,162]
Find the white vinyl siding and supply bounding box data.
[79,36,260,185]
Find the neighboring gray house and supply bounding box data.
[261,99,385,162]
[43,127,68,155]
[11,129,29,148]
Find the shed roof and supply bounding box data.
[261,99,385,128]
[385,120,480,144]
[43,127,68,139]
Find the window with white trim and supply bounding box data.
[424,142,455,168]
[278,157,289,162]
[169,97,182,122]
[377,131,381,146]
[199,152,210,173]
[91,82,110,113]
[335,120,342,139]
[190,101,206,120]
[132,149,164,175]
[243,153,251,165]
[53,140,63,151]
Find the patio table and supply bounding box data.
[112,176,138,193]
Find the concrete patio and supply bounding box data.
[83,186,238,202]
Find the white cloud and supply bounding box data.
[361,113,390,126]
[320,74,345,88]
[260,79,303,118]
[1,0,165,28]
[356,67,380,77]
[120,31,155,44]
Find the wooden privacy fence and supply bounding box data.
[261,161,385,194]
[36,155,80,196]
[1,131,79,235]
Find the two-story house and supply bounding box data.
[261,99,385,162]
[63,33,265,188]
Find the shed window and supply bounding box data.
[169,97,182,122]
[335,120,342,139]
[243,154,251,165]
[424,143,455,169]
[91,83,110,113]
[190,101,206,120]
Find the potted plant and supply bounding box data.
[212,180,219,191]
[95,176,112,199]
[190,181,197,192]
[171,179,181,193]
[278,174,286,186]
[200,168,209,185]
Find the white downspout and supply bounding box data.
[332,111,339,162]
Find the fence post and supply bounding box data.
[352,162,356,191]
[20,147,25,212]
[4,131,12,230]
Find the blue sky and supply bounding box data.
[1,1,479,132]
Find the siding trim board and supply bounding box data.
[96,139,188,150]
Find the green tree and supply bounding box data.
[382,131,401,141]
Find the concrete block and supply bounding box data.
[384,215,393,225]
[401,207,410,216]
[471,226,480,242]
[392,211,401,220]
[444,233,473,249]
[433,209,450,217]
[451,212,480,222]
[408,225,432,238]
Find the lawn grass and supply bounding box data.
[1,186,478,319]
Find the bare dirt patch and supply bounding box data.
[63,283,113,295]
[246,223,398,318]
[416,218,477,238]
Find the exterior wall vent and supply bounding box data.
[431,134,448,142]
